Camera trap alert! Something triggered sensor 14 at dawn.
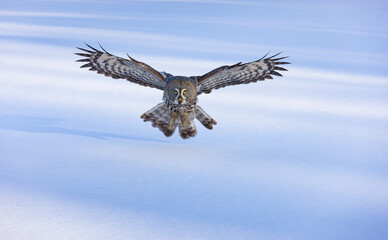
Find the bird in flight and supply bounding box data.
[75,44,290,139]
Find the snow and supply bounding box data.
[1,1,388,239]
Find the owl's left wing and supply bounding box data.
[75,44,171,90]
[195,53,290,95]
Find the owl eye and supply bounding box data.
[174,90,178,95]
[182,90,187,95]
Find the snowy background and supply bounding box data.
[1,0,387,239]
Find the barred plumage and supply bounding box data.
[194,52,290,95]
[76,44,290,139]
[75,43,167,90]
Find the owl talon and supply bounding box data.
[168,112,178,130]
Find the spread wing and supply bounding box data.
[195,53,290,95]
[75,43,172,90]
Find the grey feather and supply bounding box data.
[76,59,90,62]
[75,43,170,90]
[80,63,92,68]
[196,53,289,95]
[196,106,217,130]
[274,66,288,71]
[76,44,290,139]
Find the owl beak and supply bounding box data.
[178,97,182,103]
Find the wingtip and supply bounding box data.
[75,53,90,57]
[76,58,90,62]
[98,42,109,53]
[272,56,289,61]
[80,63,92,68]
[274,66,288,71]
[84,42,99,52]
[127,53,135,61]
[258,51,271,61]
[267,51,283,59]
[275,61,291,65]
[77,47,93,53]
[271,71,283,77]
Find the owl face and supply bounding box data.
[165,77,196,104]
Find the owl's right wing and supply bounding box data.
[194,53,290,95]
[75,44,172,90]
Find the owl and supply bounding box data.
[75,44,289,139]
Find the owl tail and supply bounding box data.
[178,118,197,139]
[179,105,217,139]
[140,102,176,137]
[141,103,215,139]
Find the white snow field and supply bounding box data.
[1,1,388,239]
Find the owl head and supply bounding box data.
[164,76,197,104]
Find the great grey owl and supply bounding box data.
[75,44,290,139]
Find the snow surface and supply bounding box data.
[1,1,388,239]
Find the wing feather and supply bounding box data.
[75,44,170,90]
[196,53,290,95]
